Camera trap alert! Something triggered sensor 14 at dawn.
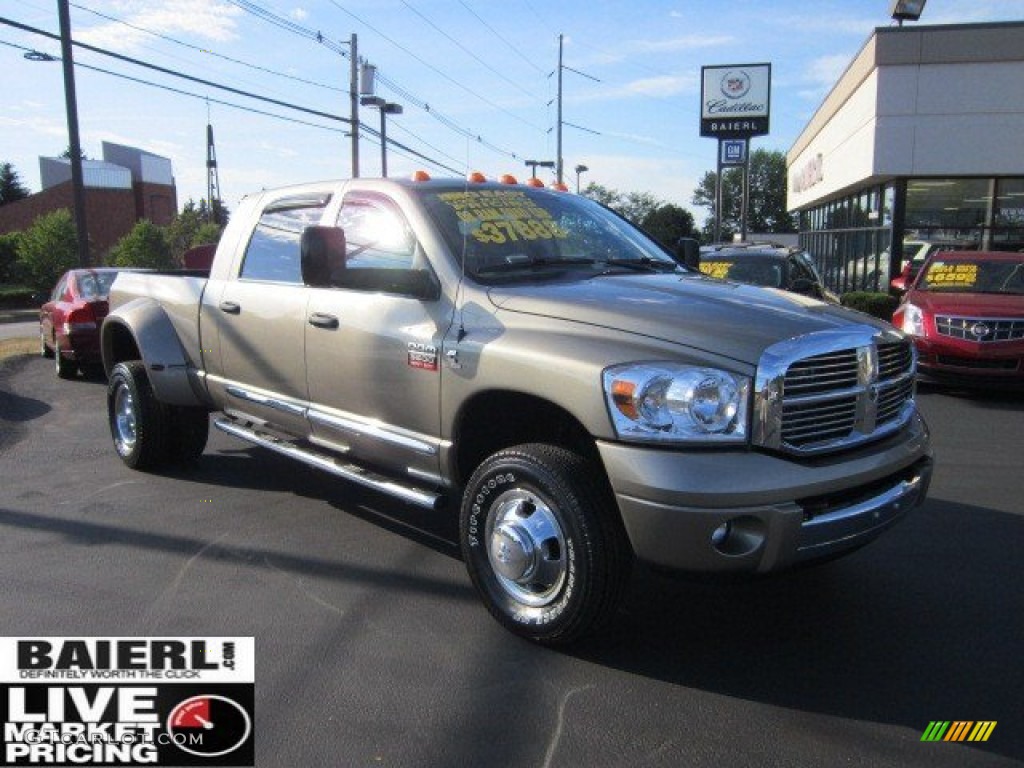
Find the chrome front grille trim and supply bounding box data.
[754,325,917,456]
[935,315,1024,342]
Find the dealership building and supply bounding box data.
[787,21,1024,292]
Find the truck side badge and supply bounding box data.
[407,342,439,371]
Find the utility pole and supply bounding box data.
[349,33,359,178]
[57,0,89,266]
[556,33,564,185]
[553,34,600,186]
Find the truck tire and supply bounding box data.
[168,406,209,464]
[459,443,631,645]
[107,361,171,470]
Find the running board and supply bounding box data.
[214,418,443,510]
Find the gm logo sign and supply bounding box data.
[721,139,747,165]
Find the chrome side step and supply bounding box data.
[214,418,443,510]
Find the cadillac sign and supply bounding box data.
[700,63,771,138]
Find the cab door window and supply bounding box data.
[330,193,436,296]
[337,194,417,270]
[240,199,328,284]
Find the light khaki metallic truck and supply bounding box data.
[102,176,933,645]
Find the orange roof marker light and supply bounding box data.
[552,182,570,192]
[499,174,518,185]
[467,171,487,183]
[411,170,431,182]
[526,177,545,188]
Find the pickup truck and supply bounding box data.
[101,175,934,645]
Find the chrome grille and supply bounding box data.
[755,329,917,456]
[935,315,1024,342]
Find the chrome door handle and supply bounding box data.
[308,312,339,329]
[219,301,241,314]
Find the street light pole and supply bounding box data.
[360,96,402,177]
[524,160,555,180]
[574,164,589,194]
[57,0,89,267]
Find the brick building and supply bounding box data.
[0,141,177,261]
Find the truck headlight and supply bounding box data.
[901,303,925,336]
[603,364,750,443]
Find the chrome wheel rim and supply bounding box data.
[485,489,567,608]
[113,383,138,455]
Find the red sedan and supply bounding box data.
[893,251,1024,387]
[39,268,123,378]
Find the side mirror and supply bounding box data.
[675,237,700,271]
[790,278,821,297]
[301,225,346,287]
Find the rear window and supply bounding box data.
[77,271,119,300]
[699,255,784,288]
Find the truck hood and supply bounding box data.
[488,274,889,364]
[907,290,1024,317]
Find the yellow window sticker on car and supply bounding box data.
[700,261,732,279]
[438,191,568,244]
[926,262,978,287]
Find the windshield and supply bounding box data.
[418,185,678,281]
[919,258,1024,295]
[699,254,785,288]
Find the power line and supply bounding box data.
[2,36,348,135]
[0,19,462,176]
[70,2,347,94]
[456,0,546,76]
[398,0,543,103]
[225,0,530,164]
[325,0,547,133]
[373,71,521,160]
[5,35,462,178]
[224,0,349,57]
[0,15,348,125]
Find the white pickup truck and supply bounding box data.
[101,175,934,644]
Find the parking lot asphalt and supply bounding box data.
[1,354,1022,767]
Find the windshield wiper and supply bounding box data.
[475,257,597,274]
[604,257,678,272]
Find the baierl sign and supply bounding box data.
[700,63,771,138]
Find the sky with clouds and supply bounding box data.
[3,0,1024,224]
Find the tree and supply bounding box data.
[640,204,698,249]
[59,146,89,161]
[164,199,226,263]
[692,149,796,241]
[164,199,205,262]
[0,162,30,206]
[0,232,22,283]
[108,220,175,269]
[192,221,224,247]
[16,209,78,291]
[581,183,663,226]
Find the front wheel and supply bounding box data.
[459,443,631,645]
[107,361,170,470]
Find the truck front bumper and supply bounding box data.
[597,411,933,574]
